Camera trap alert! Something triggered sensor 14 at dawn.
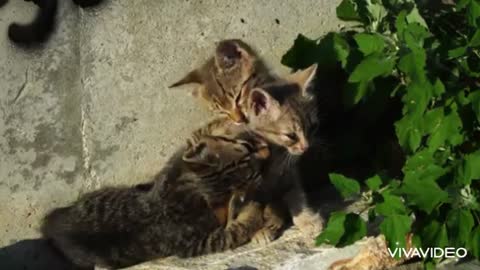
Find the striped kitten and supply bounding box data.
[173,42,324,244]
[41,132,269,269]
[170,39,274,123]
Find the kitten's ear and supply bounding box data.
[169,70,203,88]
[286,64,317,95]
[183,142,217,165]
[248,88,281,119]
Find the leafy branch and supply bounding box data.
[282,0,480,267]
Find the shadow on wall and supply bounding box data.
[0,238,91,270]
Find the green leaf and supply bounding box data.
[424,108,443,133]
[457,150,480,185]
[331,33,351,68]
[402,23,430,50]
[380,214,412,255]
[470,29,480,47]
[329,173,361,199]
[470,90,480,122]
[426,108,464,150]
[338,213,367,246]
[448,46,468,59]
[432,78,445,97]
[316,212,347,245]
[400,151,448,213]
[446,209,474,247]
[403,149,435,172]
[399,177,448,213]
[395,10,407,34]
[348,54,395,82]
[468,226,480,259]
[420,220,449,248]
[398,49,426,82]
[366,175,382,191]
[316,212,367,247]
[467,0,480,27]
[354,33,386,56]
[336,0,362,22]
[406,6,428,29]
[375,191,408,216]
[395,114,422,153]
[366,0,388,27]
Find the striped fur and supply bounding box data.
[170,39,276,124]
[41,131,269,269]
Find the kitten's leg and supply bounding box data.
[190,201,264,256]
[283,183,324,241]
[251,201,288,245]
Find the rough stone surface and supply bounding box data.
[0,0,370,269]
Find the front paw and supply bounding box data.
[251,227,276,245]
[292,210,324,241]
[236,201,264,229]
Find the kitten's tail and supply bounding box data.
[41,207,101,269]
[8,0,58,45]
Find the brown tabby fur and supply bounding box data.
[170,39,275,123]
[41,129,270,269]
[176,42,324,244]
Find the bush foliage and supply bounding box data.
[282,0,480,267]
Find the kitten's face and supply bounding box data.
[170,39,267,124]
[241,65,318,156]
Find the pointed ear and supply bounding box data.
[182,142,217,165]
[248,88,281,119]
[286,64,317,95]
[169,70,203,88]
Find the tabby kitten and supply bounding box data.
[170,39,275,123]
[180,55,324,244]
[5,0,104,45]
[42,133,269,269]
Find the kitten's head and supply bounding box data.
[170,39,270,124]
[241,64,318,156]
[182,135,270,170]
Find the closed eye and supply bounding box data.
[285,133,298,142]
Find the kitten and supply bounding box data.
[243,64,325,243]
[41,132,269,269]
[172,40,324,243]
[187,65,324,244]
[5,0,104,45]
[170,39,275,123]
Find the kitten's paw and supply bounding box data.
[251,228,276,245]
[236,202,264,227]
[293,210,324,241]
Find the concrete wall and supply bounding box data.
[0,1,347,269]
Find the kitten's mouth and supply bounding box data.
[288,144,308,155]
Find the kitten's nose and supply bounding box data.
[292,141,308,154]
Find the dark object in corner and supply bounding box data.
[0,0,8,8]
[8,0,58,45]
[7,0,104,46]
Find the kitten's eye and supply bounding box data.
[284,133,298,142]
